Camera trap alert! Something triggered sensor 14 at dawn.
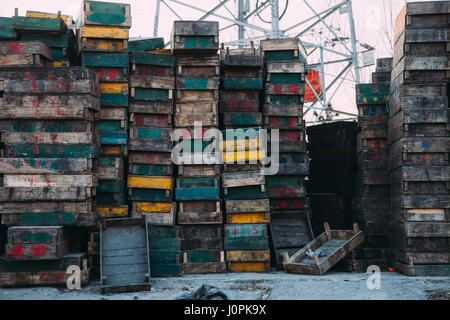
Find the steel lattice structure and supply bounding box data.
[152,0,375,124]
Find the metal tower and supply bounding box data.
[152,0,374,124]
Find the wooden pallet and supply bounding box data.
[100,218,150,294]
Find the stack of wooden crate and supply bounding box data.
[127,48,175,223]
[77,0,131,220]
[388,1,450,276]
[172,21,225,275]
[21,11,77,67]
[127,39,182,277]
[220,48,270,273]
[148,225,182,277]
[307,122,358,233]
[260,38,312,267]
[352,58,392,271]
[0,66,99,287]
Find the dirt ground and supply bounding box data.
[0,271,449,300]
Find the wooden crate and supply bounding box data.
[171,21,219,53]
[266,176,305,199]
[128,127,173,152]
[129,38,165,52]
[178,200,222,224]
[77,0,131,27]
[389,137,450,169]
[388,109,450,145]
[220,91,260,113]
[0,254,89,287]
[175,176,220,201]
[0,17,18,40]
[2,212,97,227]
[227,261,270,273]
[284,223,364,275]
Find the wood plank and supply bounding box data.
[0,80,100,96]
[0,158,92,174]
[3,174,97,187]
[182,262,226,274]
[0,187,92,201]
[127,176,174,190]
[1,212,97,227]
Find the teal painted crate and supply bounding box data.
[223,78,263,90]
[81,52,129,67]
[77,1,131,27]
[50,47,67,60]
[5,145,97,158]
[0,18,18,39]
[99,131,127,145]
[149,251,182,264]
[101,93,129,107]
[133,88,170,102]
[150,263,182,277]
[129,38,165,52]
[11,212,93,226]
[97,180,126,194]
[129,188,173,202]
[224,224,267,238]
[268,73,304,84]
[148,238,181,251]
[223,185,267,200]
[264,50,307,64]
[148,225,180,239]
[132,51,175,67]
[224,237,269,250]
[21,33,68,47]
[97,120,127,132]
[12,16,65,32]
[175,187,219,201]
[129,164,172,177]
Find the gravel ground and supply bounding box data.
[0,271,448,300]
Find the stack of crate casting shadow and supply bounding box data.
[306,122,358,235]
[0,66,99,287]
[21,10,77,67]
[260,38,313,268]
[351,58,392,272]
[387,1,450,276]
[77,0,131,221]
[220,48,270,272]
[172,21,225,274]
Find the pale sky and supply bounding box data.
[2,0,435,122]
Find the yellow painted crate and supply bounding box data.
[223,150,265,164]
[97,206,129,218]
[221,138,261,152]
[127,176,174,190]
[227,261,270,273]
[100,82,128,94]
[46,60,70,67]
[133,202,173,213]
[80,25,129,40]
[26,10,74,28]
[226,212,271,224]
[226,250,270,262]
[80,38,128,51]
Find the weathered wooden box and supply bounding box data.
[284,223,364,275]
